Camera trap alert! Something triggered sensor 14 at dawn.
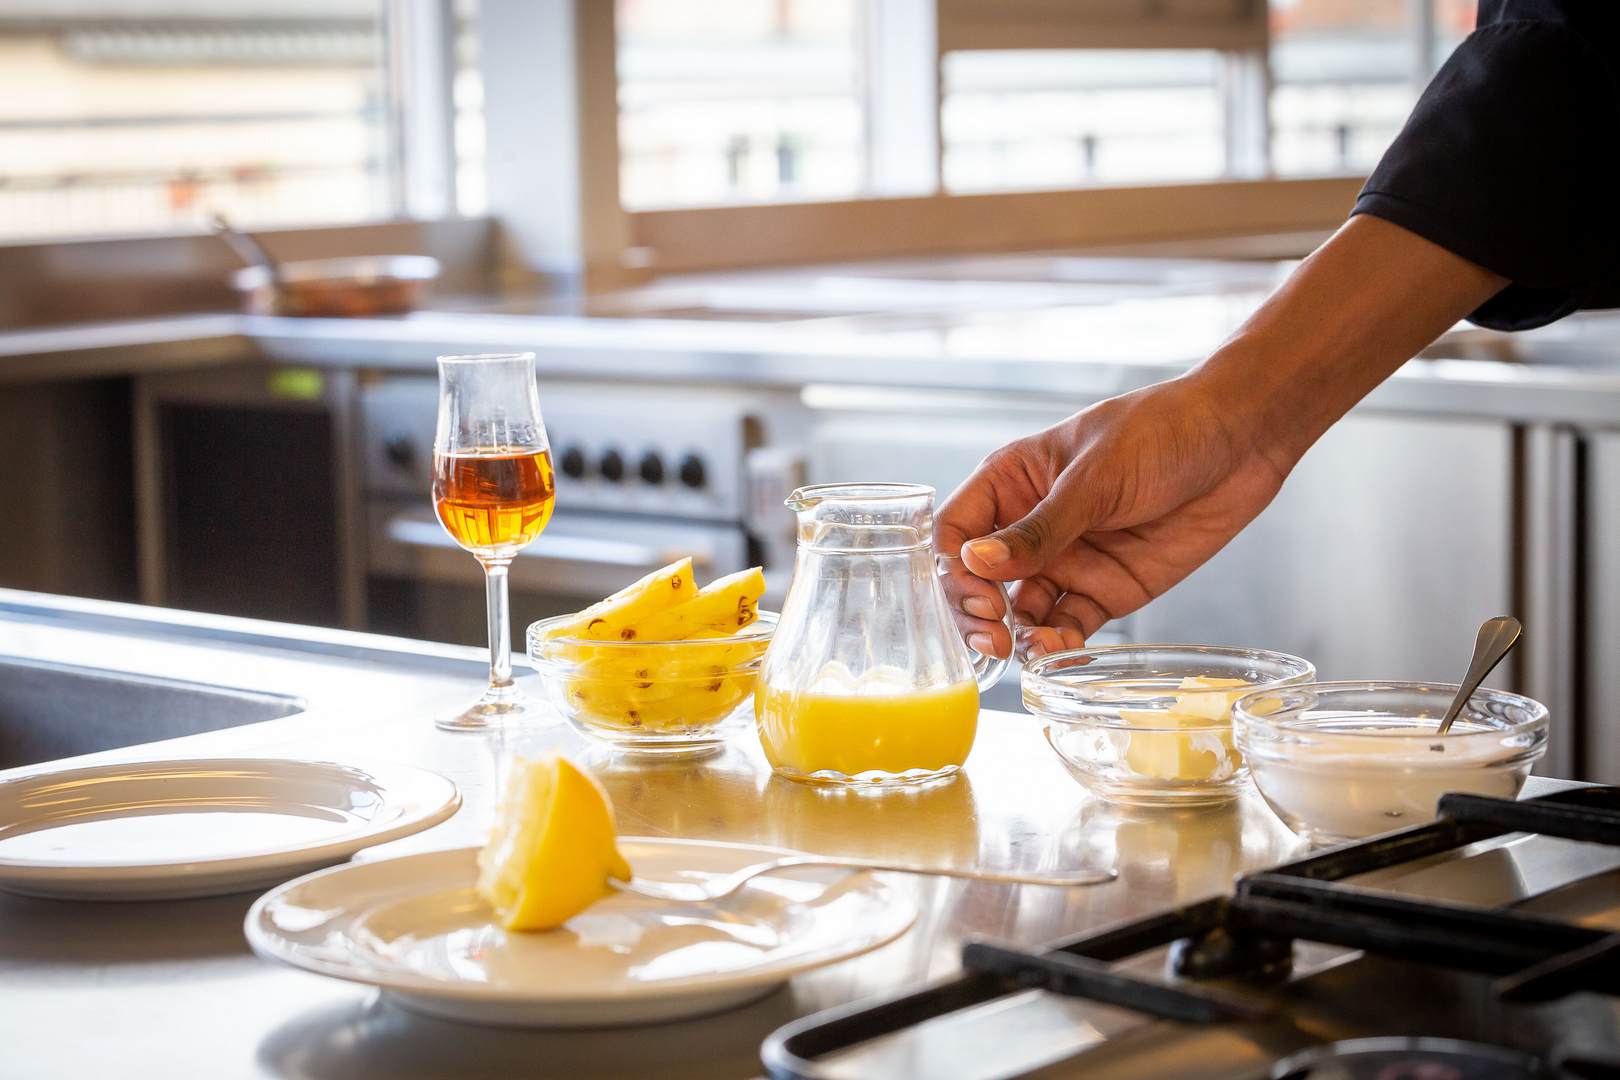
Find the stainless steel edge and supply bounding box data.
[1520,425,1581,778]
[3,310,1620,425]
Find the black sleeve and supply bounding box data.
[1351,18,1620,331]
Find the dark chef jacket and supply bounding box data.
[1351,0,1620,330]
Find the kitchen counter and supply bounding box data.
[0,587,1301,1079]
[5,261,1620,426]
[0,590,1605,1079]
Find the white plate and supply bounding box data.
[246,838,917,1028]
[0,757,461,900]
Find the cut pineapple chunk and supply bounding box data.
[477,753,631,931]
[539,563,769,735]
[542,557,696,642]
[622,566,766,642]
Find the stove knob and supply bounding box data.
[677,454,706,490]
[599,448,625,483]
[383,433,416,470]
[638,451,665,485]
[558,444,587,480]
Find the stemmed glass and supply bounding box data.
[431,352,553,731]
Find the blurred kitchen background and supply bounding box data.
[2,1,1615,779]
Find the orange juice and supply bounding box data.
[755,674,979,779]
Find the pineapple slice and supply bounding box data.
[621,566,766,642]
[542,557,696,642]
[477,753,631,931]
[543,563,768,734]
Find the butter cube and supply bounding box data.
[1119,677,1249,782]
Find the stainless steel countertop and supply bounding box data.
[0,588,1310,1079]
[3,274,1620,426]
[0,591,1598,1078]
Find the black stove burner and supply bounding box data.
[760,786,1620,1080]
[1270,1038,1549,1080]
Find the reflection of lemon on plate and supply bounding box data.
[477,754,631,931]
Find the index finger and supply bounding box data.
[935,465,1002,558]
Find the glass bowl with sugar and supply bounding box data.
[1234,681,1549,843]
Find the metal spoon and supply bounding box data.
[1436,615,1523,734]
[610,856,1116,904]
[211,212,280,285]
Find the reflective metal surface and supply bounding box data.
[3,291,1620,428]
[0,655,304,770]
[0,589,1305,1079]
[0,591,1611,1078]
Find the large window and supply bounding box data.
[453,0,487,217]
[942,50,1225,193]
[2,2,1483,239]
[0,2,392,241]
[617,0,1478,209]
[1270,0,1413,176]
[616,0,864,209]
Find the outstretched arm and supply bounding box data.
[939,213,1508,659]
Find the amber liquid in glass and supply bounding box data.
[432,447,556,558]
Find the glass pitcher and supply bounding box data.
[755,482,1013,787]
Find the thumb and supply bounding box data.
[960,470,1102,581]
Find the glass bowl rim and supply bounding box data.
[1233,679,1550,740]
[526,609,777,662]
[436,351,536,365]
[1024,643,1315,697]
[785,481,934,510]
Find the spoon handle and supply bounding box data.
[211,212,280,282]
[1436,615,1523,734]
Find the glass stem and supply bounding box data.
[482,558,513,690]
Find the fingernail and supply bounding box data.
[967,633,994,655]
[965,537,1010,568]
[1026,642,1048,659]
[963,596,997,619]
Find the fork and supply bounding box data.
[609,856,1117,904]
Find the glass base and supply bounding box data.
[437,683,536,733]
[771,763,962,789]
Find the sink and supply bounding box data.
[0,656,305,771]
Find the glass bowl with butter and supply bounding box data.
[1234,681,1548,844]
[1023,645,1316,807]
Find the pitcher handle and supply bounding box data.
[937,554,1015,693]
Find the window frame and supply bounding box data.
[615,0,1431,274]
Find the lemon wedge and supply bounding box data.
[477,753,631,931]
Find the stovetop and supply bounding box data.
[763,788,1620,1080]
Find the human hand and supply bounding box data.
[937,374,1290,659]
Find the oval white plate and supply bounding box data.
[0,757,461,900]
[246,838,917,1028]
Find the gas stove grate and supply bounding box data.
[762,785,1620,1079]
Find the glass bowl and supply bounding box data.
[526,612,775,756]
[1023,645,1316,807]
[1234,681,1549,843]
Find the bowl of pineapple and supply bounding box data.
[527,557,772,755]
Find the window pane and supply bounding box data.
[616,0,863,209]
[1433,0,1477,70]
[942,50,1225,193]
[0,2,391,241]
[454,0,486,217]
[1270,0,1414,176]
